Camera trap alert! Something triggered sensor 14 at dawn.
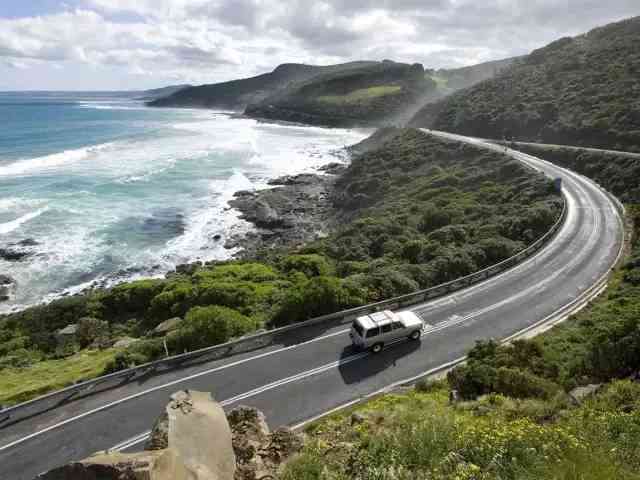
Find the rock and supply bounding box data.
[146,410,170,451]
[0,274,15,285]
[228,406,302,480]
[40,390,235,480]
[267,173,319,186]
[569,384,603,404]
[0,247,32,262]
[350,412,366,425]
[113,337,139,349]
[212,234,222,241]
[38,449,189,480]
[318,162,346,175]
[175,262,202,276]
[15,238,39,247]
[152,317,183,337]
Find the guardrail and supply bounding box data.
[0,191,567,426]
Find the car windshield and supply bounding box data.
[353,321,364,337]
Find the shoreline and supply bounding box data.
[0,132,358,315]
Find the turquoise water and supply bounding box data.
[0,92,367,312]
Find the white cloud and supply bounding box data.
[0,0,638,89]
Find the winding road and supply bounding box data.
[0,131,624,479]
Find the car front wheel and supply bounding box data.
[371,343,384,353]
[409,330,421,340]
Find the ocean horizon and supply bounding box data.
[0,92,368,313]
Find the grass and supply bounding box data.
[283,382,640,480]
[0,348,120,406]
[428,74,450,91]
[317,85,403,104]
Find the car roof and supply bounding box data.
[356,310,396,330]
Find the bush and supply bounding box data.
[76,317,110,349]
[494,367,560,400]
[271,276,364,326]
[281,254,333,277]
[168,305,256,353]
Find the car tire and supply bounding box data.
[371,343,383,353]
[409,330,421,340]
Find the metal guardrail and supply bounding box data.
[0,192,567,424]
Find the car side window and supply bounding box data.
[381,323,392,333]
[366,327,380,338]
[392,321,404,330]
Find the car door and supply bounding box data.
[391,321,406,340]
[380,322,394,343]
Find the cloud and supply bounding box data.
[0,0,638,89]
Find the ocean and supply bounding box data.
[0,92,368,313]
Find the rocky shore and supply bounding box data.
[225,162,347,258]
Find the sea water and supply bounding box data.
[0,92,368,312]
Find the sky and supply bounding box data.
[0,0,638,91]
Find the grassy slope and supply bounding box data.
[245,63,435,126]
[0,348,120,405]
[411,16,640,151]
[317,85,403,105]
[0,129,561,405]
[148,62,378,109]
[284,381,640,480]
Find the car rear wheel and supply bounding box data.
[371,343,384,353]
[409,330,421,340]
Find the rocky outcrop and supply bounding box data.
[39,390,236,480]
[38,450,189,480]
[226,172,336,258]
[569,384,603,405]
[0,238,40,262]
[38,393,303,480]
[0,274,15,302]
[228,406,303,480]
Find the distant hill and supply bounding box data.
[147,62,379,109]
[426,57,520,96]
[135,84,191,101]
[410,16,640,151]
[245,60,435,127]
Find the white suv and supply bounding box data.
[350,310,424,353]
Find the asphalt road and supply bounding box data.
[0,132,624,479]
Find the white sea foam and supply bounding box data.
[0,143,113,177]
[0,207,48,235]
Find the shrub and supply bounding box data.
[76,317,110,349]
[168,305,256,353]
[271,276,364,326]
[281,254,333,278]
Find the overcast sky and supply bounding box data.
[0,0,638,91]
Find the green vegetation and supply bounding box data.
[280,203,640,479]
[148,60,405,111]
[506,142,640,203]
[0,129,561,404]
[283,381,640,479]
[245,62,434,127]
[411,16,640,151]
[0,348,120,406]
[318,85,403,105]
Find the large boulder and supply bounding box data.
[37,450,189,480]
[39,390,235,480]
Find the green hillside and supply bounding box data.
[245,61,435,127]
[147,61,378,109]
[411,16,640,152]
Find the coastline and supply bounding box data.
[0,119,364,314]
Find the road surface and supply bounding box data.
[0,131,624,479]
